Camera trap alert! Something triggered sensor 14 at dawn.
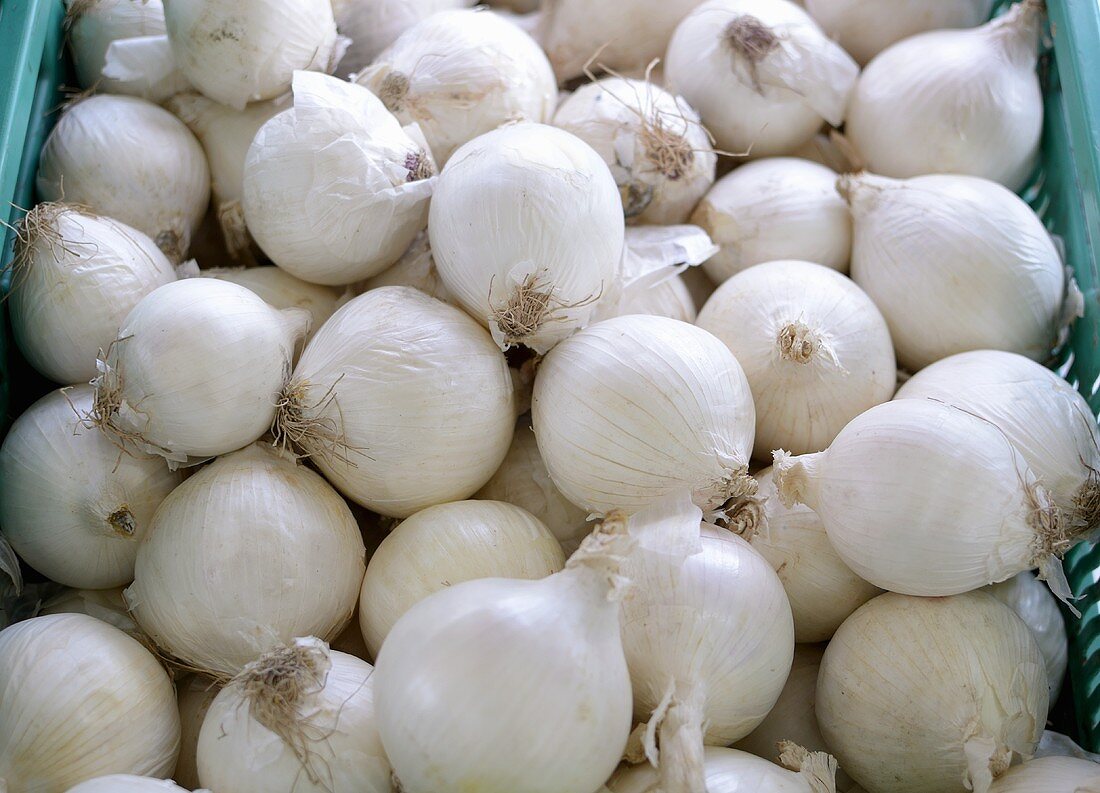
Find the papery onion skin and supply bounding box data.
[0,614,181,792]
[66,0,168,92]
[202,266,341,343]
[39,587,143,641]
[173,675,221,791]
[333,0,473,77]
[987,756,1100,793]
[609,745,837,793]
[986,573,1068,704]
[64,775,193,792]
[817,591,1047,793]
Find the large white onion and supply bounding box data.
[845,2,1043,190]
[665,0,859,157]
[332,0,473,77]
[126,443,366,677]
[201,266,341,343]
[988,756,1100,793]
[357,9,556,165]
[428,123,625,352]
[986,573,1068,703]
[533,314,756,516]
[37,95,210,261]
[0,614,180,791]
[65,776,194,793]
[275,286,515,517]
[174,676,220,791]
[610,745,840,793]
[817,591,1047,793]
[844,172,1070,371]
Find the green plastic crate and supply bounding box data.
[0,0,1099,754]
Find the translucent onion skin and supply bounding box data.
[817,592,1047,793]
[0,614,181,792]
[986,573,1068,703]
[39,587,143,641]
[64,776,193,792]
[66,0,168,92]
[987,756,1100,793]
[609,745,835,793]
[173,675,221,791]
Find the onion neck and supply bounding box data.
[776,322,839,368]
[565,510,635,602]
[772,450,824,511]
[106,506,136,538]
[986,0,1044,68]
[777,742,838,793]
[652,681,707,793]
[725,495,765,541]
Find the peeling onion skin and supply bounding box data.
[987,756,1100,793]
[66,0,168,92]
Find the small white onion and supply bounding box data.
[359,499,564,657]
[201,266,341,343]
[197,638,390,792]
[358,9,557,165]
[355,233,455,304]
[126,443,366,677]
[243,71,436,286]
[986,573,1068,703]
[332,0,473,77]
[65,776,195,793]
[988,756,1100,793]
[37,95,210,261]
[553,76,716,225]
[691,158,852,282]
[610,745,839,793]
[846,2,1043,190]
[0,614,180,791]
[665,0,859,157]
[65,0,174,93]
[174,675,221,791]
[429,123,625,352]
[817,591,1047,793]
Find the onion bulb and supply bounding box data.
[274,286,514,517]
[37,95,210,261]
[817,591,1047,793]
[0,386,182,589]
[846,1,1043,190]
[359,499,564,657]
[126,443,365,677]
[533,314,756,516]
[243,71,436,286]
[357,9,557,165]
[691,158,851,282]
[774,398,1081,599]
[332,0,473,77]
[0,614,180,791]
[196,638,390,793]
[698,259,894,457]
[986,573,1068,702]
[8,202,177,384]
[92,278,308,463]
[988,756,1100,793]
[65,0,178,95]
[65,776,195,792]
[201,266,341,343]
[609,745,840,793]
[174,676,221,791]
[355,233,454,304]
[429,123,624,352]
[552,76,716,225]
[665,0,859,157]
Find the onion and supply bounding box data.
[609,745,839,793]
[8,203,177,384]
[125,443,366,677]
[197,638,390,792]
[37,95,210,261]
[358,499,565,657]
[355,233,454,304]
[532,314,756,517]
[273,286,515,518]
[817,591,1047,793]
[100,33,191,102]
[0,614,180,791]
[665,0,859,157]
[357,9,557,165]
[201,266,341,343]
[846,1,1043,190]
[986,573,1068,703]
[332,0,473,77]
[697,259,894,458]
[691,158,851,282]
[174,675,220,791]
[988,756,1100,793]
[552,76,716,225]
[428,123,624,353]
[39,587,143,641]
[64,776,194,793]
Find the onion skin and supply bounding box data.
[987,756,1100,793]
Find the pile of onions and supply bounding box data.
[174,675,221,790]
[332,0,473,77]
[356,9,557,165]
[0,614,180,791]
[697,259,895,457]
[37,95,209,261]
[986,572,1069,702]
[843,172,1072,372]
[7,202,177,384]
[358,499,564,656]
[846,1,1043,190]
[197,637,391,792]
[65,776,195,792]
[988,756,1100,793]
[691,158,851,282]
[201,266,341,343]
[817,591,1047,793]
[125,443,366,677]
[610,745,839,793]
[428,123,625,352]
[0,387,182,589]
[665,0,859,157]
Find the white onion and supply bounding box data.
[986,573,1068,702]
[242,71,436,286]
[691,158,851,282]
[533,314,756,516]
[197,638,390,792]
[65,776,195,793]
[174,675,221,791]
[0,614,180,791]
[126,443,366,677]
[359,500,563,658]
[845,172,1071,371]
[8,203,177,384]
[429,123,625,352]
[553,77,716,225]
[65,0,178,95]
[988,756,1100,793]
[0,386,182,590]
[92,278,308,463]
[332,0,473,77]
[665,0,859,157]
[732,468,881,642]
[357,9,557,165]
[846,2,1043,190]
[201,266,341,342]
[39,587,143,641]
[355,233,454,304]
[37,95,210,261]
[275,286,515,517]
[610,745,840,793]
[817,591,1047,793]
